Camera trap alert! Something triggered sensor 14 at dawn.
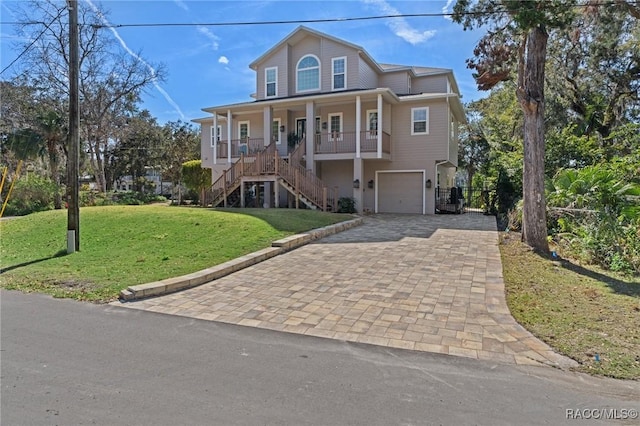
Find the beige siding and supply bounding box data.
[377,172,423,214]
[256,48,288,100]
[317,160,352,199]
[358,58,378,88]
[200,124,213,168]
[449,116,458,167]
[412,75,448,94]
[389,100,450,168]
[318,38,359,91]
[380,71,410,94]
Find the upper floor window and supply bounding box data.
[332,57,346,90]
[411,107,429,135]
[265,67,277,98]
[297,55,320,92]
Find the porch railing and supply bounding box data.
[215,137,266,158]
[314,131,391,155]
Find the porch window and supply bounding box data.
[272,118,281,144]
[297,55,320,92]
[332,57,346,90]
[328,113,342,141]
[411,107,429,135]
[238,121,250,140]
[366,110,378,139]
[210,125,222,147]
[265,67,277,98]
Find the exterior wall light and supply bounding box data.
[353,179,360,189]
[425,179,432,188]
[279,125,285,133]
[367,179,374,189]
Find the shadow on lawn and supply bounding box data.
[559,259,640,297]
[0,249,68,274]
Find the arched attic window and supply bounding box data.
[296,55,320,93]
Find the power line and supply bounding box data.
[0,12,64,75]
[87,1,640,29]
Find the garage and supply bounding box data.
[376,171,424,214]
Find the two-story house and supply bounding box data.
[194,26,466,214]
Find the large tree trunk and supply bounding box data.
[517,26,549,253]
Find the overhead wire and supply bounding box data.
[0,10,65,75]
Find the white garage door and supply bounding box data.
[378,172,423,214]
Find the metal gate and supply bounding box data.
[435,186,496,215]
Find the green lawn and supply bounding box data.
[500,233,640,380]
[0,205,352,302]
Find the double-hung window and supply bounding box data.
[411,107,429,135]
[332,57,346,91]
[265,67,277,98]
[297,55,320,92]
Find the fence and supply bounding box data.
[435,186,497,215]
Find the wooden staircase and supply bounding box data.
[203,142,338,211]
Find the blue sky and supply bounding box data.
[1,0,486,124]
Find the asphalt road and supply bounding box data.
[1,290,639,426]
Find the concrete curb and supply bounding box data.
[119,216,364,302]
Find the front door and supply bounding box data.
[296,118,306,143]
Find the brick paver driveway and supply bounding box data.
[117,214,576,368]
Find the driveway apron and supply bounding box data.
[115,214,576,368]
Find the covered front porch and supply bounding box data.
[204,88,398,171]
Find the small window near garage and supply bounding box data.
[411,107,429,135]
[332,57,346,91]
[265,67,277,98]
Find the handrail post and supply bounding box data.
[295,168,300,209]
[322,187,327,212]
[274,151,279,176]
[223,169,228,207]
[240,153,244,176]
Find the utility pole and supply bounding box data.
[67,0,80,253]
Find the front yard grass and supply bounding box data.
[500,233,640,380]
[0,205,352,302]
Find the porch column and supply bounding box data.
[227,109,232,164]
[355,96,361,158]
[213,112,218,165]
[305,101,315,173]
[263,106,273,146]
[353,157,363,213]
[377,94,382,158]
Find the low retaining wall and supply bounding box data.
[119,217,364,301]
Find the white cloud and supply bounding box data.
[197,26,220,51]
[83,0,185,120]
[362,0,436,45]
[218,56,229,65]
[174,0,189,11]
[442,0,455,21]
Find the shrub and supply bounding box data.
[336,196,356,213]
[3,175,57,216]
